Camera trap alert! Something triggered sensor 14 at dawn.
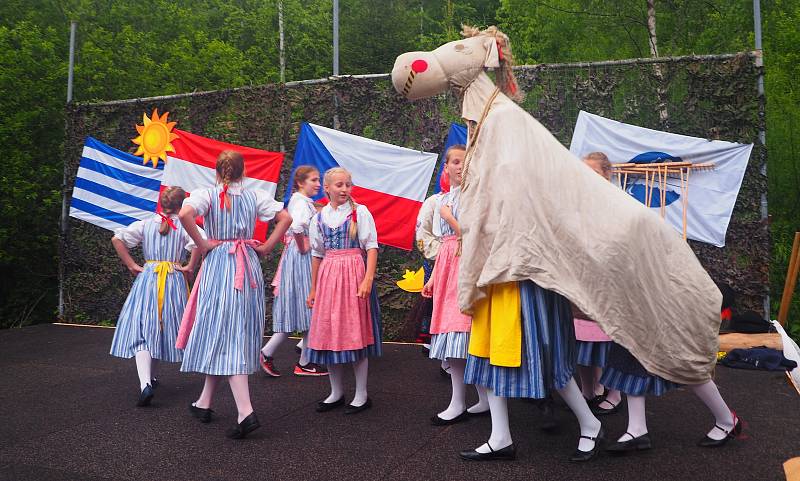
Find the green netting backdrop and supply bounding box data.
[63,52,767,340]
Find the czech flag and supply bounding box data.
[288,123,438,250]
[162,129,284,240]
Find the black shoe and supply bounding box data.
[592,398,620,416]
[225,412,260,439]
[459,442,516,461]
[606,432,652,454]
[465,409,490,418]
[344,397,373,415]
[315,397,345,412]
[697,414,742,447]
[586,394,604,407]
[136,384,154,407]
[569,427,605,462]
[431,411,468,426]
[189,403,214,423]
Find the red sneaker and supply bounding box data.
[260,353,281,377]
[293,362,329,377]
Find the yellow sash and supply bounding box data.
[467,282,522,367]
[146,261,186,330]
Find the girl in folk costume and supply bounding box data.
[306,167,382,414]
[110,186,201,407]
[260,166,328,377]
[574,152,622,415]
[178,150,291,439]
[422,144,489,424]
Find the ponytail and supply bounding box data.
[216,150,245,212]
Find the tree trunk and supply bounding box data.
[647,0,670,127]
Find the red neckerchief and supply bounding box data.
[157,212,178,230]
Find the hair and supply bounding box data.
[293,165,320,194]
[461,25,524,102]
[158,186,186,235]
[216,150,245,211]
[444,144,466,163]
[583,151,612,178]
[323,167,358,238]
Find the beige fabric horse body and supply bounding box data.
[392,28,722,385]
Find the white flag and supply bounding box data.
[570,111,753,247]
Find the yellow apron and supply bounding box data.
[468,282,522,367]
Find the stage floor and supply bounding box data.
[0,324,796,481]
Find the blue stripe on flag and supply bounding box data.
[434,123,468,193]
[70,198,139,226]
[79,157,162,191]
[85,136,164,171]
[284,122,341,204]
[73,177,158,212]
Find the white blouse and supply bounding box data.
[309,202,378,258]
[287,192,317,235]
[113,214,205,251]
[182,182,283,222]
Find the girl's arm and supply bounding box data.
[255,210,292,257]
[176,248,202,284]
[293,232,310,254]
[179,205,211,254]
[441,204,461,237]
[306,256,322,308]
[357,248,378,298]
[111,237,143,276]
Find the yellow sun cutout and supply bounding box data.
[132,108,179,167]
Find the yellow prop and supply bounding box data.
[396,267,425,293]
[132,108,179,168]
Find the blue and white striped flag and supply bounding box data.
[69,137,163,231]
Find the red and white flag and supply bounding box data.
[163,129,284,240]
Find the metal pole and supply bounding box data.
[333,0,339,76]
[278,0,285,83]
[59,20,77,319]
[753,0,770,319]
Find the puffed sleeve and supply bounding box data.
[356,205,378,251]
[415,195,435,241]
[309,213,325,258]
[288,195,313,234]
[255,190,284,222]
[417,200,442,260]
[113,220,145,248]
[183,226,207,251]
[183,189,213,217]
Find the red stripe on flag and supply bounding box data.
[351,186,422,251]
[171,129,283,183]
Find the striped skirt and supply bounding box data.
[272,240,313,333]
[180,242,265,376]
[576,341,610,368]
[110,263,186,362]
[464,281,575,399]
[599,343,680,396]
[429,331,470,361]
[306,288,383,365]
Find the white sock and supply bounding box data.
[690,380,735,440]
[298,333,310,366]
[475,389,512,453]
[228,374,254,423]
[261,332,290,358]
[324,364,345,403]
[297,337,304,350]
[134,350,152,391]
[438,358,466,420]
[352,358,369,406]
[557,378,602,452]
[619,395,648,441]
[468,384,490,413]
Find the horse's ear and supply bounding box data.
[483,37,500,68]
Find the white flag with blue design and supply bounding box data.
[69,137,163,231]
[569,111,753,247]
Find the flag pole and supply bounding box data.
[59,20,77,319]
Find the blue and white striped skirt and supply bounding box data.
[272,241,313,333]
[599,367,680,396]
[110,264,186,363]
[464,281,576,399]
[180,243,265,376]
[306,289,383,365]
[429,331,470,361]
[576,340,610,368]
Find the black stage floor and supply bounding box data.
[1,324,797,481]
